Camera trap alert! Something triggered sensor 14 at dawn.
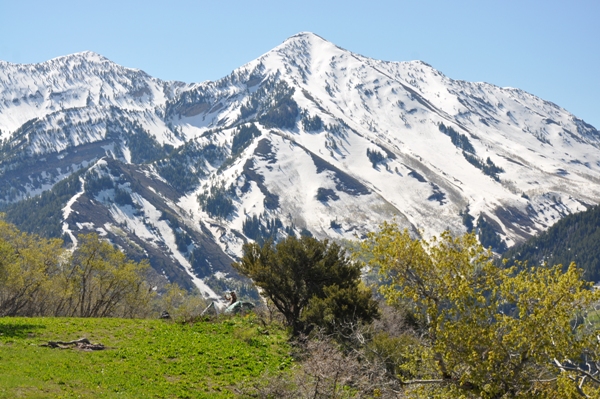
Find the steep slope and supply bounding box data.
[0,51,188,205]
[503,205,600,282]
[1,32,599,294]
[164,32,600,253]
[0,51,179,135]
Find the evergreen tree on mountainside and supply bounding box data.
[503,205,600,282]
[256,81,299,129]
[438,122,475,154]
[1,171,84,238]
[231,123,261,154]
[123,127,166,164]
[477,215,507,253]
[197,185,234,219]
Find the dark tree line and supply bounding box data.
[439,122,475,154]
[503,204,600,282]
[231,123,261,154]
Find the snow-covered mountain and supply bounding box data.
[2,32,599,296]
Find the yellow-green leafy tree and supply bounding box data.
[359,222,600,398]
[0,218,64,316]
[0,217,153,318]
[57,233,153,318]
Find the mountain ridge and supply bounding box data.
[1,32,599,296]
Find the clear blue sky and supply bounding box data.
[1,0,598,128]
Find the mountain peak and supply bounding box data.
[71,50,106,59]
[0,50,111,68]
[48,50,111,65]
[277,31,342,52]
[285,31,328,42]
[256,31,349,70]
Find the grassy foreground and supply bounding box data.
[0,316,291,398]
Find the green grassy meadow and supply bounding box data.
[0,316,291,398]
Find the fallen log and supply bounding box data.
[41,337,106,351]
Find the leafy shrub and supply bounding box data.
[0,222,152,318]
[154,283,207,321]
[359,223,600,397]
[233,235,379,335]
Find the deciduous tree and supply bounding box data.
[360,222,600,398]
[0,217,153,318]
[61,233,152,318]
[0,218,63,316]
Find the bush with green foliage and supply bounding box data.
[154,283,209,321]
[233,235,379,335]
[61,233,152,317]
